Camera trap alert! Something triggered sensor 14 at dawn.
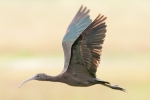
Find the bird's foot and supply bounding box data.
[110,85,126,92]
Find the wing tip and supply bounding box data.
[79,5,90,13]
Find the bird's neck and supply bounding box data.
[44,75,61,82]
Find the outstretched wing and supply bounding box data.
[80,14,107,77]
[62,6,92,73]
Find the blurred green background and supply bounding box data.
[0,0,150,100]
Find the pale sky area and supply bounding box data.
[0,0,150,56]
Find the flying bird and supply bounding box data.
[19,5,125,92]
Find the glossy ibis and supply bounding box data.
[19,5,125,92]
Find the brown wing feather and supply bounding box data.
[80,14,107,77]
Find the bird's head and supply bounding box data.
[18,73,47,88]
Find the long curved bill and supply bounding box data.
[18,76,35,88]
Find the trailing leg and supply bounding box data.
[96,79,126,92]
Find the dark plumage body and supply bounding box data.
[19,6,125,92]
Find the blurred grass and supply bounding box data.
[0,52,150,100]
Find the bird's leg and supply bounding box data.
[96,79,126,92]
[96,79,110,85]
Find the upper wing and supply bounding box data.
[80,14,107,77]
[62,6,92,73]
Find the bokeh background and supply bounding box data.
[0,0,150,100]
